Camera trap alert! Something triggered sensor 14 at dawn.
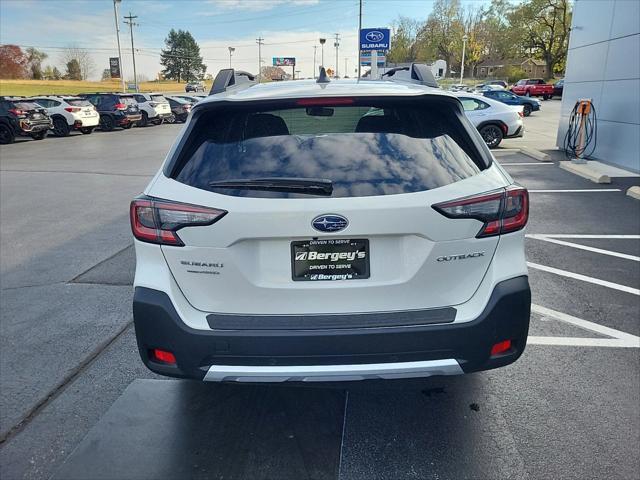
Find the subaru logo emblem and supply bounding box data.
[312,214,348,233]
[365,31,384,42]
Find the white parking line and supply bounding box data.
[535,234,640,239]
[527,261,640,296]
[528,189,621,193]
[527,234,640,261]
[529,304,640,348]
[501,162,554,166]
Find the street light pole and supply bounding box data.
[113,0,125,92]
[357,0,362,79]
[460,34,468,84]
[334,33,340,78]
[256,37,264,82]
[313,45,317,78]
[228,46,235,69]
[319,38,326,68]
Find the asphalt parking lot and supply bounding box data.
[1,100,639,480]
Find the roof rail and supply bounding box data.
[381,63,439,88]
[210,68,257,95]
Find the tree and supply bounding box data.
[261,66,289,81]
[101,68,111,81]
[25,47,47,79]
[0,45,29,79]
[60,45,95,80]
[43,65,54,80]
[509,0,571,76]
[160,29,206,82]
[52,66,62,80]
[418,0,466,78]
[387,17,422,64]
[65,59,82,80]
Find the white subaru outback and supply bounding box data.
[130,65,531,382]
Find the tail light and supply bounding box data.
[517,110,524,118]
[8,108,25,117]
[183,104,191,112]
[114,103,127,110]
[130,197,227,246]
[65,107,81,112]
[432,185,528,238]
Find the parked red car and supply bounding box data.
[511,79,554,100]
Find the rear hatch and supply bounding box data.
[9,102,50,128]
[147,96,512,315]
[150,94,171,115]
[118,95,140,116]
[65,98,98,118]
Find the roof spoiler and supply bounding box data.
[381,63,439,88]
[210,69,257,95]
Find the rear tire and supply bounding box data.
[80,127,94,134]
[0,123,15,144]
[122,122,133,129]
[166,114,176,124]
[30,130,47,140]
[139,111,149,127]
[100,115,115,132]
[523,104,532,117]
[542,94,550,100]
[525,90,531,97]
[479,124,504,149]
[52,116,70,137]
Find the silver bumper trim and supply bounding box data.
[203,358,464,382]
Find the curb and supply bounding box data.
[559,161,611,184]
[520,147,551,162]
[627,186,640,200]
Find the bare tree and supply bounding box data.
[60,45,95,80]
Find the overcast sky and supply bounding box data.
[1,0,491,80]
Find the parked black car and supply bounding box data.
[482,89,541,116]
[553,79,564,98]
[166,96,192,123]
[0,97,52,144]
[78,93,142,131]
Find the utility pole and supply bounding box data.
[334,33,340,78]
[256,37,264,82]
[319,38,326,68]
[357,0,362,79]
[123,12,138,92]
[344,58,348,78]
[460,34,468,84]
[313,45,317,79]
[112,0,125,92]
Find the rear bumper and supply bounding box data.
[133,276,531,382]
[119,114,142,125]
[18,121,51,133]
[506,124,525,138]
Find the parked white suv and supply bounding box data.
[29,96,99,136]
[130,66,531,382]
[132,93,172,127]
[454,93,524,148]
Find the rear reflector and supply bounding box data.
[490,340,512,356]
[130,196,227,246]
[432,185,529,238]
[151,349,176,365]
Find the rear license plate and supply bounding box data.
[291,239,369,281]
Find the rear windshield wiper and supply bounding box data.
[209,177,333,196]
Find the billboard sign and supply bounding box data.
[359,28,390,51]
[360,51,386,66]
[273,57,296,67]
[109,57,121,78]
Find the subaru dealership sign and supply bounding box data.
[360,28,390,51]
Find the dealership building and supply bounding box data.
[557,0,640,173]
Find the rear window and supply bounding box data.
[119,96,137,105]
[65,99,92,107]
[151,94,167,102]
[11,102,41,110]
[171,98,485,199]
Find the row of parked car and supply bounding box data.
[0,92,207,144]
